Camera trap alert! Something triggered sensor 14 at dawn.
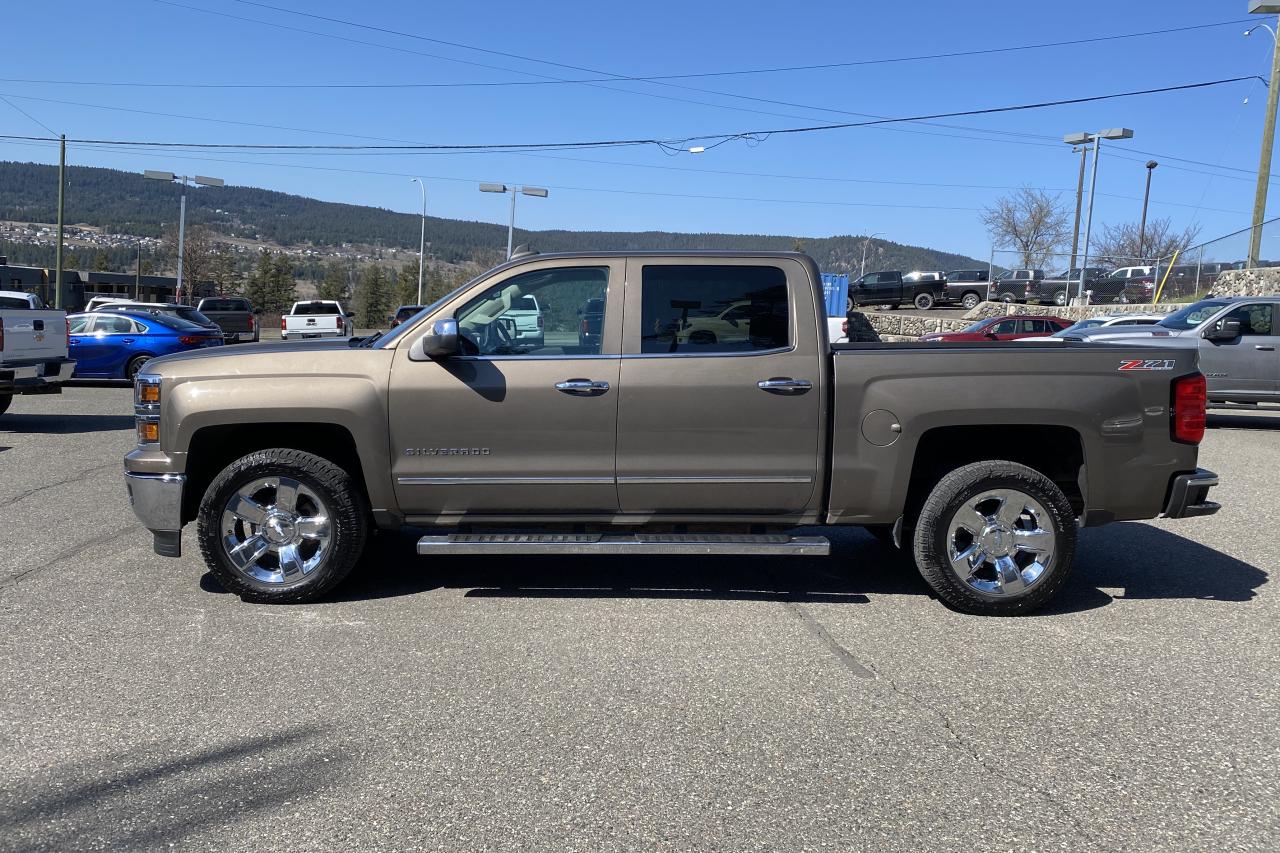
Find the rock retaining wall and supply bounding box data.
[1209,268,1280,298]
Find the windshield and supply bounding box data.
[200,299,250,312]
[1157,299,1228,330]
[1054,318,1106,336]
[291,302,341,315]
[0,295,35,309]
[369,279,479,348]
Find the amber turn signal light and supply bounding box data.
[138,384,160,404]
[137,420,159,443]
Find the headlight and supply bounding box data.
[134,375,162,445]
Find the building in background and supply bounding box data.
[0,257,213,309]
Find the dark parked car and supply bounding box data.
[943,270,990,310]
[849,270,946,310]
[390,305,426,328]
[920,314,1070,342]
[195,297,259,343]
[577,296,604,349]
[102,302,219,333]
[990,270,1044,303]
[1026,268,1120,306]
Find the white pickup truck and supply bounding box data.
[0,290,75,416]
[281,300,354,340]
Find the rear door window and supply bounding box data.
[639,265,789,354]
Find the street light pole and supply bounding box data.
[1068,145,1087,271]
[1065,128,1134,301]
[1139,160,1158,262]
[53,134,65,310]
[411,178,427,304]
[859,232,883,278]
[480,183,549,260]
[143,170,223,304]
[1246,11,1280,268]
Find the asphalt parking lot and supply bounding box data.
[1,385,1277,851]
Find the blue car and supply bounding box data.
[67,310,224,379]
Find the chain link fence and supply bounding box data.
[1150,217,1280,302]
[988,250,1152,306]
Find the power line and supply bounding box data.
[0,77,1257,153]
[0,94,56,136]
[15,18,1250,89]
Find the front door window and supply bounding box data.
[456,267,608,356]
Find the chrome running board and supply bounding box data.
[416,532,830,556]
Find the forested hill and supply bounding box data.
[0,160,985,272]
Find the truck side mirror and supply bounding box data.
[1203,318,1242,341]
[420,318,459,358]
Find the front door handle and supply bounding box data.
[555,379,610,396]
[1255,345,1276,351]
[758,378,812,394]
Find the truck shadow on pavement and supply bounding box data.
[0,724,347,850]
[295,522,1266,615]
[0,413,136,433]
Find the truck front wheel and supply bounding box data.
[196,448,369,603]
[912,461,1076,616]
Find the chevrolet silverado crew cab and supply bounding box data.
[123,251,1219,616]
[281,300,354,340]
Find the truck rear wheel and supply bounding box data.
[196,448,369,604]
[1053,290,1068,306]
[912,461,1075,616]
[961,292,981,310]
[913,292,934,310]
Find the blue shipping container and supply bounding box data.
[820,273,849,318]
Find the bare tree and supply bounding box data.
[980,187,1071,268]
[162,224,217,299]
[1091,218,1201,267]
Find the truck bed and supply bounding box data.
[827,340,1201,526]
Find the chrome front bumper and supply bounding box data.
[1161,468,1220,519]
[124,471,186,557]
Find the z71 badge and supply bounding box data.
[1118,359,1176,371]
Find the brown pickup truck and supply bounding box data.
[124,251,1219,615]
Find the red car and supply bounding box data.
[920,315,1071,342]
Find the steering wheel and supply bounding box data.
[481,317,515,353]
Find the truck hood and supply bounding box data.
[140,338,388,380]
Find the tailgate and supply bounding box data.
[1,310,69,361]
[207,312,252,333]
[286,315,338,332]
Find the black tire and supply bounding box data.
[0,393,10,416]
[911,460,1076,616]
[887,302,900,310]
[125,355,152,380]
[1053,290,1068,307]
[197,448,370,603]
[961,292,981,310]
[999,292,1016,304]
[913,292,935,311]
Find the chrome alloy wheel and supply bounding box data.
[945,488,1056,597]
[220,476,332,585]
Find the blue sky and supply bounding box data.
[0,0,1274,260]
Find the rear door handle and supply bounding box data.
[1255,345,1276,351]
[758,378,812,394]
[555,379,610,396]
[121,338,135,344]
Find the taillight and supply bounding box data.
[247,314,255,330]
[281,316,287,331]
[66,317,71,338]
[337,314,345,330]
[841,319,849,335]
[1172,373,1207,444]
[537,315,544,329]
[178,335,204,346]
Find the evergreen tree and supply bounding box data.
[210,244,238,296]
[92,250,111,271]
[317,261,348,301]
[270,255,297,310]
[394,261,419,307]
[242,250,274,312]
[355,265,392,328]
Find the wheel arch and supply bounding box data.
[181,423,371,526]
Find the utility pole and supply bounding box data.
[53,134,65,310]
[176,181,187,303]
[1068,146,1087,271]
[1138,160,1158,262]
[135,239,143,300]
[1248,13,1280,268]
[506,187,517,261]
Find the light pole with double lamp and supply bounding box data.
[1062,129,1134,301]
[479,183,549,260]
[143,171,224,303]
